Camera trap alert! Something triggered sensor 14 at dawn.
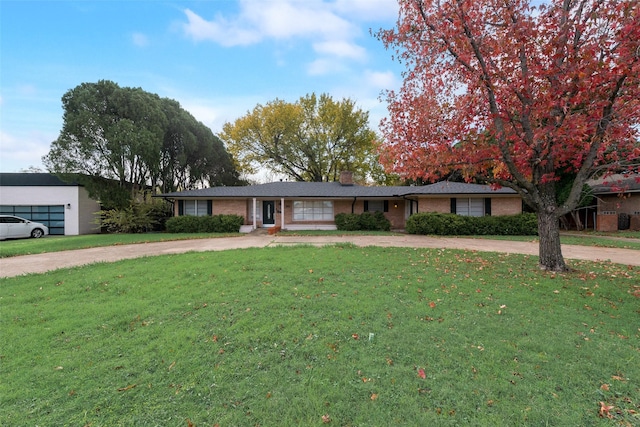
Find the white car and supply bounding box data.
[0,215,49,240]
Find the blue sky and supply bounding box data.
[0,0,403,173]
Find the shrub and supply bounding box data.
[335,213,361,231]
[98,199,172,233]
[358,212,379,230]
[165,214,244,233]
[406,212,538,236]
[335,211,391,231]
[372,211,391,231]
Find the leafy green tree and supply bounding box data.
[222,93,380,182]
[43,80,240,207]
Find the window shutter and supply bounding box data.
[364,200,369,212]
[450,198,456,214]
[207,200,212,215]
[484,198,491,216]
[383,200,389,212]
[178,200,184,216]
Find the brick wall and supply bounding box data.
[491,197,522,215]
[598,194,640,215]
[597,213,618,232]
[417,197,450,213]
[383,200,406,229]
[213,199,246,217]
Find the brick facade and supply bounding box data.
[174,195,522,230]
[491,197,523,215]
[598,194,640,216]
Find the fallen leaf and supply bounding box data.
[429,302,436,308]
[370,393,379,400]
[321,414,331,423]
[352,334,359,340]
[600,384,610,391]
[599,401,614,419]
[118,384,137,392]
[418,368,426,379]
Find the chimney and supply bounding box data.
[339,171,354,186]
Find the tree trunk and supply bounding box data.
[537,210,568,271]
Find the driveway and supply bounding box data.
[1,234,639,278]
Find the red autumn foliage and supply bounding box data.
[378,0,640,271]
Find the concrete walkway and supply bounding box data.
[1,234,639,278]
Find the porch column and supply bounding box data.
[281,198,285,229]
[252,198,257,230]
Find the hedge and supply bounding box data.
[405,212,538,236]
[165,214,245,233]
[335,211,391,231]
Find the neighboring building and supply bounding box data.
[0,173,101,236]
[158,171,523,232]
[589,174,640,231]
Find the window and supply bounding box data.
[452,198,486,217]
[364,200,389,212]
[179,200,211,216]
[293,200,333,221]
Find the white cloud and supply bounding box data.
[306,58,344,76]
[182,9,261,46]
[180,0,390,76]
[182,0,356,45]
[333,0,399,21]
[179,95,266,134]
[313,40,367,61]
[254,0,354,40]
[0,130,54,172]
[363,70,399,91]
[132,32,149,47]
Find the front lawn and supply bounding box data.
[0,233,241,258]
[1,245,637,425]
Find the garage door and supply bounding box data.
[0,205,65,235]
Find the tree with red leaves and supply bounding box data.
[378,0,640,271]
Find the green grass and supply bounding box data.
[1,245,638,426]
[0,233,242,258]
[470,233,640,251]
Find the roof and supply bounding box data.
[158,181,518,199]
[0,173,79,187]
[588,174,640,194]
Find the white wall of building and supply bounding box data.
[0,185,101,235]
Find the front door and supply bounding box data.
[262,201,275,226]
